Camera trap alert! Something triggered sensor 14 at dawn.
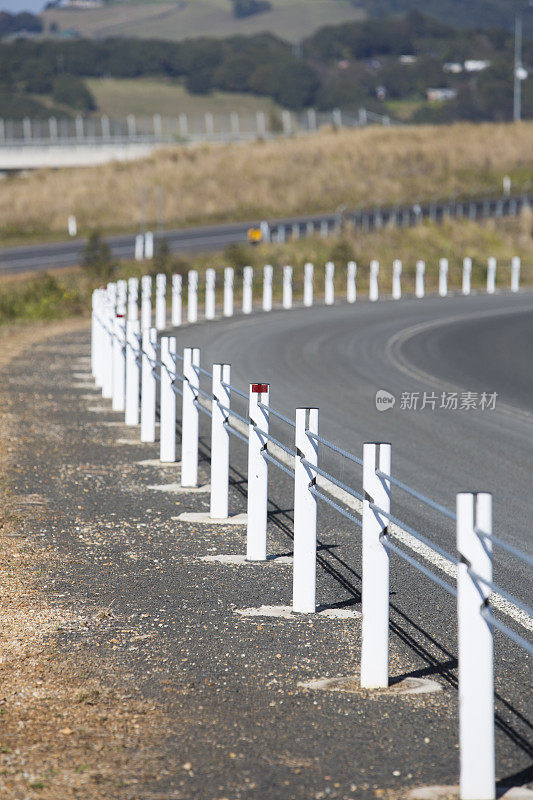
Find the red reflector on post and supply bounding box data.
[252,383,268,393]
[116,313,125,318]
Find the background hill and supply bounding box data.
[41,0,533,43]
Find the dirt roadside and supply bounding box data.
[0,320,177,800]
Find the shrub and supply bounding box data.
[81,231,116,281]
[52,74,96,112]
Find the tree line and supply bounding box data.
[0,10,531,123]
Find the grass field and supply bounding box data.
[86,78,280,118]
[42,0,366,43]
[1,121,532,244]
[2,215,532,324]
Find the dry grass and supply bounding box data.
[2,121,533,244]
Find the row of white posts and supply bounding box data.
[107,255,524,338]
[91,275,522,800]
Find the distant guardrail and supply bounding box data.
[0,107,393,149]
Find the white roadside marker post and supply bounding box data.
[487,257,496,295]
[243,266,253,314]
[325,261,335,305]
[224,267,234,317]
[155,273,167,330]
[141,275,152,330]
[511,256,521,293]
[392,259,402,300]
[205,268,216,320]
[263,265,273,312]
[303,262,314,307]
[187,270,198,324]
[144,231,154,260]
[210,364,231,519]
[140,327,157,443]
[439,258,448,297]
[282,265,293,309]
[369,260,379,302]
[462,257,472,295]
[347,260,357,303]
[125,318,141,426]
[171,274,182,326]
[134,234,144,262]
[159,336,177,463]
[456,492,495,800]
[361,441,391,688]
[246,383,269,561]
[128,277,139,321]
[181,347,200,487]
[293,407,319,613]
[415,259,425,298]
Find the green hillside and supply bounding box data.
[41,0,533,43]
[42,0,366,44]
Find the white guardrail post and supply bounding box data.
[141,275,152,330]
[128,277,139,321]
[125,318,141,426]
[181,347,200,487]
[210,364,231,519]
[205,268,216,320]
[304,262,314,307]
[325,261,335,305]
[155,273,167,330]
[224,267,234,317]
[439,258,448,297]
[369,260,379,302]
[511,256,520,292]
[91,289,98,379]
[415,259,425,298]
[243,266,253,314]
[116,278,127,316]
[140,327,157,443]
[160,336,177,463]
[361,441,391,688]
[392,259,402,300]
[172,273,182,326]
[462,257,472,296]
[102,283,116,399]
[456,492,495,800]
[283,265,293,309]
[293,407,319,613]
[246,383,269,561]
[188,270,198,324]
[263,265,273,312]
[347,260,357,303]
[112,313,126,411]
[487,257,496,295]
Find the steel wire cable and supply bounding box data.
[381,535,457,597]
